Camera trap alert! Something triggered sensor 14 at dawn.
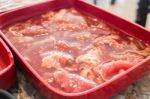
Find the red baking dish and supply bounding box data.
[0,0,150,99]
[0,38,16,90]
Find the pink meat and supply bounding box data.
[53,70,96,93]
[100,60,132,80]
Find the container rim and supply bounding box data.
[0,38,14,76]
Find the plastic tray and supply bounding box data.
[0,38,16,90]
[0,0,150,98]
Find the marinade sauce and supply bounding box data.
[2,8,150,93]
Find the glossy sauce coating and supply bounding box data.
[3,8,150,93]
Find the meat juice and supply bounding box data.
[2,8,150,93]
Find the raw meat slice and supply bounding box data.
[41,51,74,69]
[20,25,49,36]
[100,60,132,80]
[53,70,96,93]
[76,48,102,68]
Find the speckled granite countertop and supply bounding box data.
[9,70,150,99]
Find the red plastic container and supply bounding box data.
[0,38,16,90]
[0,0,150,99]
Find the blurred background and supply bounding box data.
[86,0,150,29]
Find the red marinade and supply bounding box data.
[2,8,150,93]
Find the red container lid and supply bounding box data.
[0,38,16,90]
